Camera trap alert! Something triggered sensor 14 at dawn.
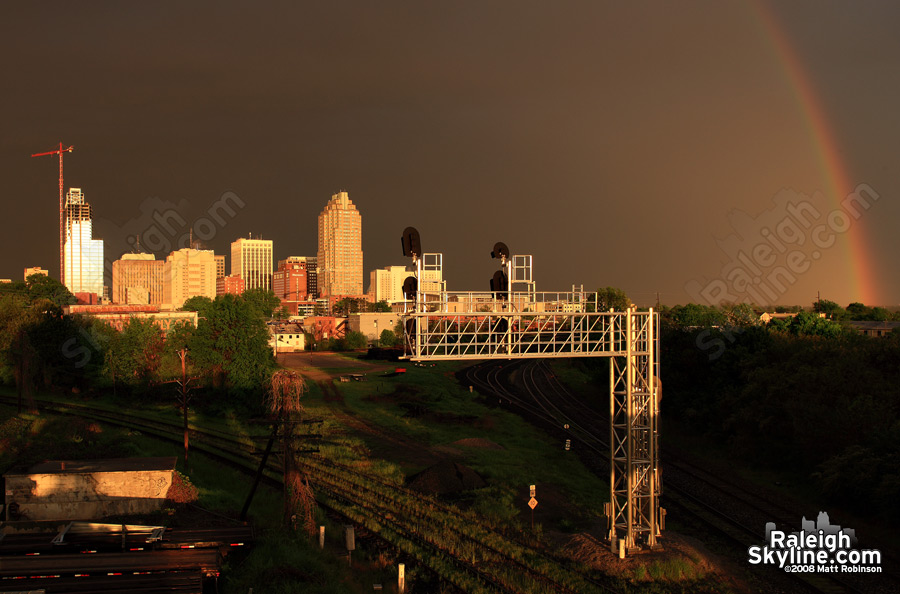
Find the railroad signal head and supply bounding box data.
[401,227,422,258]
[490,270,508,299]
[402,276,418,300]
[491,242,510,263]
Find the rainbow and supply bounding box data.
[752,1,881,305]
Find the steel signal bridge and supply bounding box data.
[398,228,661,554]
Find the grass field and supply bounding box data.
[0,356,736,593]
[323,361,608,528]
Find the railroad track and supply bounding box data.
[0,393,618,594]
[462,359,896,594]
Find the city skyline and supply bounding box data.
[5,3,900,306]
[14,180,897,310]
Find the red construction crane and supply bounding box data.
[31,143,74,286]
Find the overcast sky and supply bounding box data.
[4,1,899,306]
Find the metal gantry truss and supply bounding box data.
[400,274,661,552]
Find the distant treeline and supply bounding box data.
[0,277,281,411]
[662,321,900,524]
[0,276,395,411]
[663,299,898,325]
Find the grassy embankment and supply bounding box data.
[0,354,733,592]
[320,357,607,533]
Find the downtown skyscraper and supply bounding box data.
[317,191,363,297]
[231,236,273,292]
[63,188,104,297]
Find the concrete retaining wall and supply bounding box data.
[4,458,176,521]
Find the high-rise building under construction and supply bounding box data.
[63,188,104,297]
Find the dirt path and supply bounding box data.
[282,353,447,470]
[278,352,396,381]
[313,378,442,469]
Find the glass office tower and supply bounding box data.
[64,188,104,297]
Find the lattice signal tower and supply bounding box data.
[398,227,661,554]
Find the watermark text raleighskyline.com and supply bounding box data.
[748,513,881,574]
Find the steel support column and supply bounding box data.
[402,294,661,552]
[608,307,660,551]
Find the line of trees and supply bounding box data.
[660,298,900,525]
[0,278,398,405]
[662,299,900,333]
[579,288,900,524]
[0,279,277,404]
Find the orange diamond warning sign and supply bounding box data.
[528,497,538,509]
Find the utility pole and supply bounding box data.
[31,143,74,286]
[165,348,198,464]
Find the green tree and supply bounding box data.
[180,296,214,317]
[813,299,846,320]
[104,317,165,393]
[25,275,76,308]
[0,281,28,302]
[332,298,366,317]
[588,287,631,312]
[158,321,196,380]
[344,330,367,350]
[868,307,892,321]
[787,311,844,337]
[379,328,398,347]
[668,303,726,328]
[166,320,195,353]
[25,306,108,393]
[188,294,275,390]
[0,295,37,409]
[302,332,318,352]
[242,288,282,319]
[371,300,391,313]
[846,302,871,321]
[0,276,76,310]
[721,303,759,327]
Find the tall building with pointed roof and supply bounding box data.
[317,191,362,297]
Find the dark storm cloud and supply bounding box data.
[4,1,899,305]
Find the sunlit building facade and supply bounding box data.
[111,253,165,305]
[216,274,244,296]
[231,237,273,292]
[273,256,308,301]
[317,192,362,297]
[163,248,217,309]
[63,188,104,297]
[214,254,226,279]
[306,256,318,299]
[368,266,411,303]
